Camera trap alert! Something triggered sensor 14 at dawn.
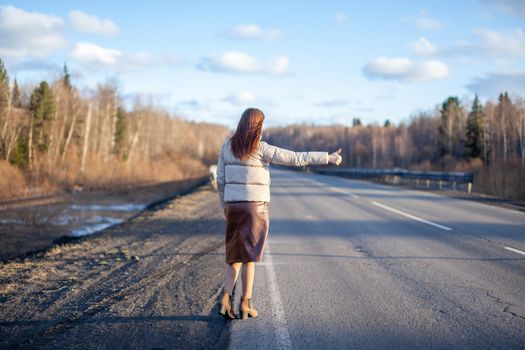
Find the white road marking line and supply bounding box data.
[264,244,292,349]
[371,201,452,231]
[329,186,359,198]
[504,246,525,256]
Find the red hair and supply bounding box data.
[230,108,265,160]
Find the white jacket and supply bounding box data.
[216,138,329,208]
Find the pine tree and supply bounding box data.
[29,81,55,153]
[0,58,7,85]
[113,107,127,157]
[63,63,71,90]
[352,118,362,127]
[0,58,10,159]
[465,95,485,159]
[384,119,391,128]
[12,78,21,108]
[10,133,29,167]
[0,58,9,111]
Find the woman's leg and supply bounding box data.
[222,262,242,303]
[241,262,255,306]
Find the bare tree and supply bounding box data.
[80,103,92,173]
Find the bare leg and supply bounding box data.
[241,262,255,306]
[222,262,241,304]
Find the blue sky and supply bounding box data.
[1,1,524,129]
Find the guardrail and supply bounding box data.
[310,167,475,193]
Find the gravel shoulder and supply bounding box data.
[0,183,229,350]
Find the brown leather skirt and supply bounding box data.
[225,201,269,264]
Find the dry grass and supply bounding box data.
[0,260,35,295]
[0,154,207,201]
[50,155,206,192]
[411,157,525,201]
[476,159,525,200]
[440,157,525,200]
[0,161,27,199]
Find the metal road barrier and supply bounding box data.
[310,167,475,193]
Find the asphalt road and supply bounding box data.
[228,168,525,349]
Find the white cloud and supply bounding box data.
[472,28,525,56]
[225,24,282,41]
[173,91,276,127]
[201,51,258,73]
[0,5,65,58]
[409,37,437,56]
[481,0,525,18]
[173,97,240,127]
[363,57,450,82]
[69,42,152,71]
[335,12,349,24]
[69,10,119,36]
[314,98,349,108]
[70,42,120,66]
[225,90,257,105]
[197,51,290,76]
[430,28,525,58]
[466,71,525,97]
[416,16,443,30]
[266,56,289,75]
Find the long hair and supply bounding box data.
[230,108,265,160]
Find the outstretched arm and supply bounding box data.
[260,141,341,166]
[216,144,226,209]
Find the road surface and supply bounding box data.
[1,169,524,349]
[228,168,525,349]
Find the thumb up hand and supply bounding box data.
[329,148,342,166]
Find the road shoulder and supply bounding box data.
[0,183,229,349]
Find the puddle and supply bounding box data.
[70,217,123,237]
[70,203,146,212]
[0,219,25,224]
[0,202,147,237]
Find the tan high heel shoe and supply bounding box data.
[239,296,258,320]
[218,294,235,320]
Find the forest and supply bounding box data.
[264,93,525,200]
[1,57,524,201]
[0,59,230,200]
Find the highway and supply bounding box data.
[228,168,525,349]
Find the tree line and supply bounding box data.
[2,56,523,200]
[264,93,525,200]
[0,59,229,198]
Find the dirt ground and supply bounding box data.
[0,183,230,349]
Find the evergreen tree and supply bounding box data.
[113,107,127,157]
[0,58,7,85]
[499,91,511,105]
[352,118,362,127]
[10,133,29,167]
[439,96,465,158]
[465,95,485,159]
[384,119,391,128]
[12,78,21,108]
[29,81,55,153]
[63,62,71,90]
[0,58,9,111]
[0,58,9,159]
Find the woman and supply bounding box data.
[216,108,342,320]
